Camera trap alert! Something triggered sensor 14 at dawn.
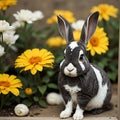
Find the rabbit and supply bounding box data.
[56,11,112,120]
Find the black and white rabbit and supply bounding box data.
[46,11,112,120]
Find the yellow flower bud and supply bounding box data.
[25,88,32,95]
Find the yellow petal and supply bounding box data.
[10,88,19,96]
[31,68,37,75]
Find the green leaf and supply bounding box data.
[19,90,27,98]
[32,87,37,94]
[33,96,39,102]
[38,99,47,108]
[38,85,47,95]
[108,72,117,82]
[48,83,58,89]
[22,99,32,107]
[47,70,54,77]
[42,76,50,84]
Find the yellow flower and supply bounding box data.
[87,27,109,56]
[25,88,32,95]
[15,48,55,75]
[47,10,76,24]
[0,0,17,11]
[0,74,22,96]
[73,30,81,41]
[46,36,66,47]
[91,4,118,21]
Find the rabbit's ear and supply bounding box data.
[80,11,99,46]
[57,15,73,43]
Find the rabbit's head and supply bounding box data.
[57,12,99,77]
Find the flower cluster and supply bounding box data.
[13,9,44,29]
[0,7,56,108]
[0,20,19,57]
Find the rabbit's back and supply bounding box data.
[85,64,112,110]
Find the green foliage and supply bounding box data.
[96,16,119,82]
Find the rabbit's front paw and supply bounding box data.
[73,112,83,120]
[73,105,84,120]
[60,109,72,118]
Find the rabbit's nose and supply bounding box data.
[66,63,75,72]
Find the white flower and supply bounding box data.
[0,45,5,57]
[0,20,14,33]
[0,31,19,45]
[12,21,25,29]
[32,11,44,21]
[71,20,85,30]
[13,9,33,24]
[13,9,44,24]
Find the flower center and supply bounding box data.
[0,81,10,87]
[29,56,42,64]
[90,37,99,46]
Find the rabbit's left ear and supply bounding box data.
[57,15,74,44]
[80,11,99,47]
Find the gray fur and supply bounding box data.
[57,12,112,119]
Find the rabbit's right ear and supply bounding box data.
[80,11,99,47]
[57,15,74,44]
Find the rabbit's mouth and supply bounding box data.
[66,72,77,77]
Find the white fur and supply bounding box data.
[78,50,85,71]
[73,105,84,120]
[79,50,84,56]
[79,61,85,71]
[64,49,66,54]
[60,100,73,118]
[64,85,81,103]
[63,85,83,120]
[60,60,65,68]
[69,42,78,51]
[86,65,108,110]
[46,92,63,105]
[64,63,77,77]
[64,85,81,94]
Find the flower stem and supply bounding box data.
[0,32,3,44]
[0,94,5,109]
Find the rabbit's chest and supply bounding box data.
[64,85,81,102]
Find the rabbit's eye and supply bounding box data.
[79,54,84,61]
